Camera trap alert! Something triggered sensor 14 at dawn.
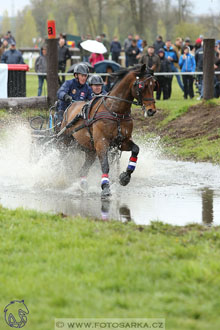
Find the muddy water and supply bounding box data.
[1,124,220,226]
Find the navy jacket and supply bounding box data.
[110,41,121,54]
[1,49,24,64]
[57,78,93,110]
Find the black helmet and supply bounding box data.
[74,63,89,75]
[88,75,104,85]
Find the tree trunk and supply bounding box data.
[129,0,139,33]
[138,0,144,36]
[203,38,215,100]
[82,0,97,36]
[97,0,103,34]
[46,38,58,106]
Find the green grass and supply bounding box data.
[0,205,220,330]
[162,134,220,163]
[26,68,73,97]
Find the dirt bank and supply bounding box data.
[133,102,220,140]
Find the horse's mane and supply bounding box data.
[109,64,152,91]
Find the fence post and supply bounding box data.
[203,38,215,100]
[46,38,58,106]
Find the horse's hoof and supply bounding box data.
[101,184,111,199]
[119,172,131,186]
[80,177,88,191]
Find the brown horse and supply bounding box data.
[59,64,156,198]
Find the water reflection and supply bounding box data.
[100,200,132,223]
[1,179,220,226]
[101,199,111,221]
[201,187,214,225]
[119,205,132,222]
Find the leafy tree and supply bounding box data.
[173,22,204,42]
[67,14,78,35]
[157,19,167,42]
[16,10,38,47]
[1,10,11,35]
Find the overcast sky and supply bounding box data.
[0,0,219,17]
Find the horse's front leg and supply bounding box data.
[119,140,140,186]
[95,141,111,198]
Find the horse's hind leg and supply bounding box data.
[79,150,96,190]
[119,140,140,186]
[95,145,111,198]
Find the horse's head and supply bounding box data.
[131,64,157,117]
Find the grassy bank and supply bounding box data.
[156,98,220,163]
[0,206,220,330]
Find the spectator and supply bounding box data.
[195,41,203,99]
[1,41,24,64]
[127,39,140,66]
[135,34,143,52]
[214,43,220,98]
[183,37,194,52]
[78,35,90,63]
[59,33,67,45]
[172,37,184,91]
[89,52,104,67]
[179,46,196,99]
[104,66,114,92]
[35,46,47,96]
[139,45,160,72]
[4,31,16,45]
[195,38,202,52]
[156,48,172,100]
[101,33,110,60]
[0,39,8,60]
[163,40,178,98]
[124,33,133,67]
[58,37,71,86]
[110,36,121,63]
[142,40,148,54]
[136,40,148,60]
[153,35,165,54]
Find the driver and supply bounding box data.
[55,63,93,126]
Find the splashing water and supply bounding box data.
[2,123,220,225]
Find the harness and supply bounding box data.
[58,74,156,144]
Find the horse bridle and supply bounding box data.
[133,75,156,108]
[102,74,156,109]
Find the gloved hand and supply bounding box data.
[64,94,72,103]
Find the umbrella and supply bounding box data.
[67,62,94,73]
[80,40,107,54]
[94,60,121,73]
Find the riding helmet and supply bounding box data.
[88,75,104,85]
[74,63,89,75]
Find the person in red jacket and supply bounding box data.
[89,52,104,67]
